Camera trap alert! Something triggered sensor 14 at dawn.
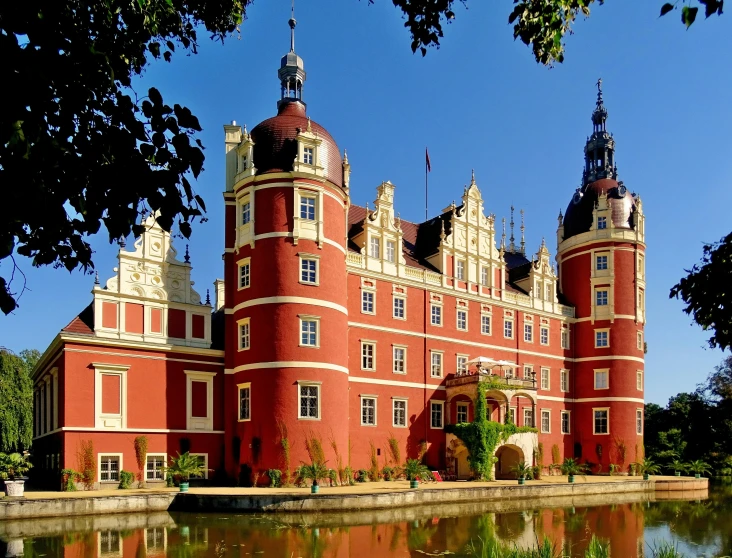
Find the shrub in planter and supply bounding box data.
[633,458,661,480]
[687,460,712,479]
[559,458,589,483]
[356,469,369,483]
[382,466,395,481]
[61,469,80,491]
[297,462,328,493]
[267,469,282,488]
[118,470,135,489]
[0,453,33,497]
[166,452,207,492]
[510,462,532,485]
[403,458,431,488]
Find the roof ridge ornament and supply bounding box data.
[520,209,526,256]
[289,0,296,52]
[509,206,515,252]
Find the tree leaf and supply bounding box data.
[660,3,674,16]
[682,6,699,27]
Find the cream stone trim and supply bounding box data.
[247,231,346,254]
[236,180,348,207]
[229,361,349,374]
[231,296,347,315]
[573,355,644,364]
[360,394,378,427]
[184,370,216,431]
[65,347,223,365]
[98,453,124,484]
[560,410,571,435]
[237,382,251,422]
[297,381,322,421]
[592,407,611,435]
[537,395,572,402]
[540,409,551,434]
[348,376,446,391]
[429,400,445,429]
[558,244,642,264]
[576,397,645,403]
[59,336,224,358]
[94,363,130,430]
[33,427,225,440]
[392,397,408,428]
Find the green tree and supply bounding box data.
[0,349,35,451]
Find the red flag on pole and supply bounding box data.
[426,148,431,172]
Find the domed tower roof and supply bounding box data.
[561,79,637,240]
[249,1,343,187]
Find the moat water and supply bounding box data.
[2,483,730,557]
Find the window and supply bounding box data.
[95,364,129,431]
[457,403,469,424]
[457,355,468,375]
[546,284,552,301]
[508,407,516,424]
[99,455,120,482]
[540,368,550,390]
[393,346,406,374]
[523,408,533,428]
[303,147,314,165]
[596,255,608,270]
[100,531,121,555]
[239,319,250,351]
[146,527,166,552]
[430,401,444,429]
[369,237,380,259]
[596,290,609,306]
[386,240,396,263]
[457,310,467,331]
[504,319,514,339]
[242,201,251,225]
[146,454,166,481]
[541,410,550,433]
[481,314,491,335]
[393,399,407,427]
[431,352,443,378]
[239,260,250,289]
[561,326,570,349]
[185,371,215,431]
[431,304,442,326]
[456,260,465,280]
[638,290,645,311]
[560,369,569,392]
[637,370,643,391]
[523,365,534,380]
[597,216,607,229]
[300,195,316,220]
[561,411,570,434]
[636,409,643,434]
[637,331,643,350]
[299,384,320,419]
[638,254,645,277]
[300,317,318,347]
[393,297,405,319]
[524,324,533,342]
[361,397,376,426]
[238,383,251,421]
[594,369,609,390]
[361,342,375,370]
[595,330,609,348]
[362,291,375,314]
[481,266,489,286]
[594,409,609,434]
[300,258,318,285]
[540,326,549,345]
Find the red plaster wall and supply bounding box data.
[191,381,208,418]
[101,374,120,415]
[102,302,117,329]
[125,303,144,334]
[191,314,205,339]
[168,309,186,339]
[150,308,162,334]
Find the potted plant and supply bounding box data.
[0,452,33,497]
[510,462,532,485]
[559,458,588,484]
[634,458,661,480]
[403,458,431,489]
[166,452,207,492]
[298,462,328,493]
[669,459,687,477]
[687,460,712,479]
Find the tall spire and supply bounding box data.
[278,2,306,109]
[501,217,506,249]
[583,78,617,186]
[509,206,515,252]
[520,209,525,255]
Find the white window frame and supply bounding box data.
[481,266,489,286]
[523,365,534,380]
[392,398,407,428]
[241,199,251,225]
[190,453,209,479]
[457,354,469,375]
[637,331,643,350]
[636,370,643,391]
[456,309,468,331]
[456,259,466,281]
[540,368,550,390]
[297,381,321,421]
[560,410,571,434]
[540,326,549,346]
[98,530,122,556]
[145,453,167,482]
[456,402,469,424]
[508,407,517,424]
[593,408,610,435]
[361,341,376,371]
[238,318,250,351]
[594,369,609,390]
[361,290,375,315]
[93,363,130,430]
[238,382,251,422]
[300,194,316,221]
[560,369,569,393]
[636,409,643,435]
[430,350,444,378]
[430,304,442,326]
[393,296,406,320]
[595,329,610,348]
[369,236,381,259]
[185,370,216,431]
[481,314,491,335]
[99,453,123,483]
[238,258,251,290]
[595,289,609,307]
[540,409,551,433]
[303,146,314,165]
[597,216,607,230]
[299,315,320,348]
[524,323,533,343]
[386,240,396,263]
[596,254,609,271]
[523,408,534,428]
[393,345,407,375]
[561,325,570,349]
[360,395,377,426]
[504,319,514,339]
[430,400,445,429]
[299,254,319,286]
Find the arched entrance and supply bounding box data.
[495,444,525,480]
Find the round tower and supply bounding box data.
[556,80,646,471]
[222,10,350,482]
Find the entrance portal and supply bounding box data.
[495,444,525,480]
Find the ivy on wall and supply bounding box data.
[445,381,536,480]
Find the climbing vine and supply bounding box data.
[445,382,536,480]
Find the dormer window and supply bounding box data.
[303,147,314,165]
[370,237,381,259]
[242,201,251,225]
[456,260,466,281]
[386,240,396,263]
[241,155,247,170]
[597,216,607,230]
[300,196,316,220]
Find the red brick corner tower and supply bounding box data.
[221,12,350,480]
[556,80,646,471]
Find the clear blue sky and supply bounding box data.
[1,0,730,405]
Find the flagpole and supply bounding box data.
[425,147,428,221]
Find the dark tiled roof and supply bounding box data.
[563,178,636,239]
[61,303,94,335]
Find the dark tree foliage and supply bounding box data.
[0,349,37,451]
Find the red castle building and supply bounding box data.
[30,17,646,488]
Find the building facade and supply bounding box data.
[30,19,645,487]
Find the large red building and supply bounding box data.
[30,19,646,488]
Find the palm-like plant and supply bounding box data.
[297,461,329,487]
[0,452,33,480]
[510,461,532,480]
[634,458,661,478]
[687,460,712,477]
[559,458,589,478]
[403,459,431,482]
[166,452,207,482]
[669,459,688,476]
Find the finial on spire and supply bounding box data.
[501,217,506,249]
[289,0,297,52]
[557,209,564,227]
[184,244,190,264]
[205,289,211,306]
[471,169,476,185]
[94,271,100,285]
[440,219,446,241]
[343,149,349,163]
[596,77,603,105]
[520,209,526,256]
[509,206,515,252]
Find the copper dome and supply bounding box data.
[250,101,343,188]
[562,178,636,240]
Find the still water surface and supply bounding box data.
[3,484,730,557]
